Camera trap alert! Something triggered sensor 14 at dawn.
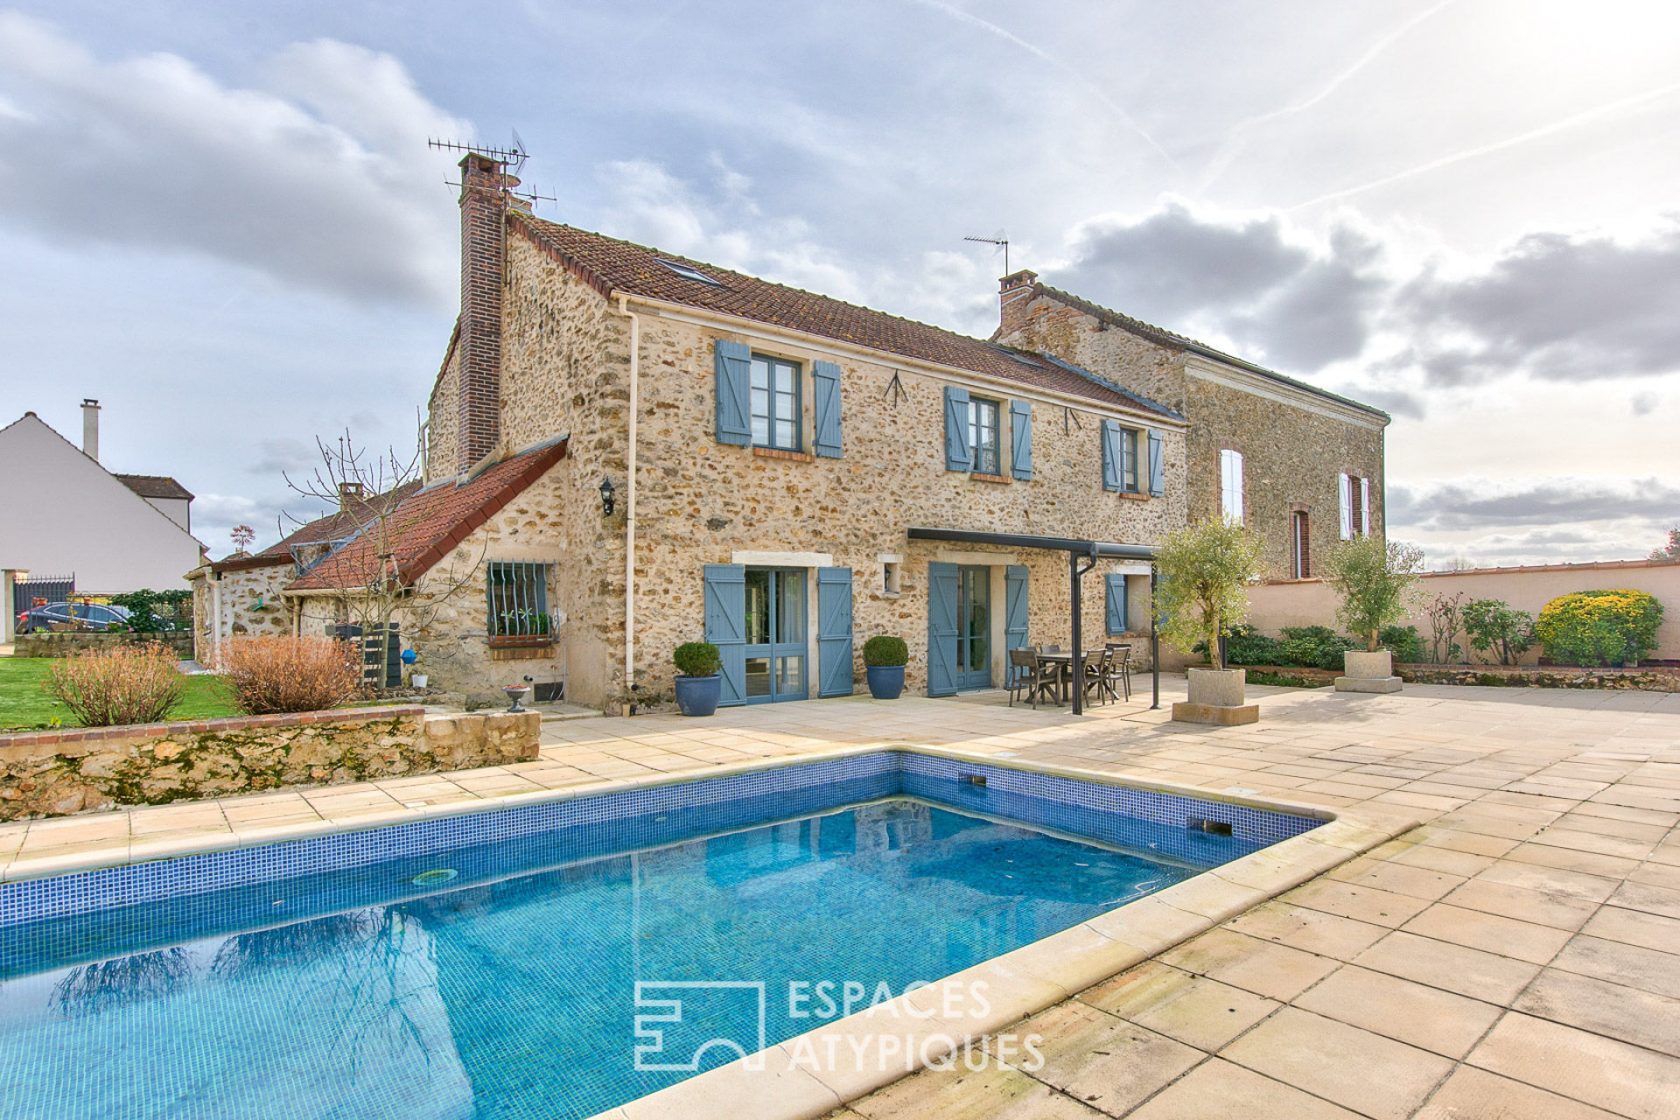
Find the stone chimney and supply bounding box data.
[456,153,522,473]
[81,398,100,461]
[997,270,1039,339]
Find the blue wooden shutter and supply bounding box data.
[714,340,752,446]
[1005,565,1029,652]
[1009,400,1033,480]
[943,387,971,472]
[926,562,959,696]
[1101,420,1122,491]
[1106,573,1128,635]
[817,567,854,697]
[812,360,843,458]
[1147,429,1165,497]
[702,564,747,705]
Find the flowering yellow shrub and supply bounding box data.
[1535,589,1663,667]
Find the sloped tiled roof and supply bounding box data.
[509,212,1178,421]
[115,473,194,501]
[211,482,424,574]
[285,439,568,593]
[1024,280,1389,421]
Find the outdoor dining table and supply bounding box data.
[1035,649,1118,703]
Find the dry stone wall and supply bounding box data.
[0,706,540,821]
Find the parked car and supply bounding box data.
[15,601,131,634]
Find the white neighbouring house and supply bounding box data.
[0,401,204,597]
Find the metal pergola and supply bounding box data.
[907,527,1159,715]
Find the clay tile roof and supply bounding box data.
[210,481,425,574]
[115,473,195,501]
[285,439,568,593]
[1028,281,1390,421]
[509,212,1179,421]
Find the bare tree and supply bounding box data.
[281,416,482,684]
[1424,591,1467,664]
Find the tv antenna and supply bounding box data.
[963,233,1010,275]
[429,134,555,209]
[428,137,526,165]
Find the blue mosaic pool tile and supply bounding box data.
[0,749,1317,929]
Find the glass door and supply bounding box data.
[954,565,992,690]
[743,568,808,703]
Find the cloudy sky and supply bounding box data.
[1,0,1676,567]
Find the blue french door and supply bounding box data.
[955,565,992,690]
[743,568,808,703]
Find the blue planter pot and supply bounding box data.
[866,665,905,700]
[674,674,722,717]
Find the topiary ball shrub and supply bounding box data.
[862,635,909,667]
[673,641,722,677]
[1535,589,1664,667]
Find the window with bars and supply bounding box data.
[487,561,553,640]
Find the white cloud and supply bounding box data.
[0,14,467,308]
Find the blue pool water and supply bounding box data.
[0,758,1314,1119]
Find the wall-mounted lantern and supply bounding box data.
[599,477,616,517]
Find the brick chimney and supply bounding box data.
[997,269,1039,339]
[337,481,365,512]
[81,398,100,461]
[456,153,522,472]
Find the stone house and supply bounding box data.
[198,152,1386,712]
[992,275,1389,580]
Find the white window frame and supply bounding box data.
[1220,449,1245,525]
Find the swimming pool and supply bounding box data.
[0,751,1324,1120]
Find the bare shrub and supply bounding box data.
[43,644,186,727]
[221,637,363,715]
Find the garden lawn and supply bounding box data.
[0,656,240,731]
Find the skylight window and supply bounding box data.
[655,259,723,286]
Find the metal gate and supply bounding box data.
[13,574,74,616]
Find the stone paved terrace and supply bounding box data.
[2,680,1678,1119]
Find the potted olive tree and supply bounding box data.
[1322,536,1424,693]
[672,641,723,716]
[1156,518,1264,725]
[863,635,909,700]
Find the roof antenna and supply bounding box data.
[428,135,555,209]
[963,232,1010,275]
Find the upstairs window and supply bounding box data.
[1220,449,1245,524]
[487,561,552,640]
[750,355,801,451]
[1101,420,1143,494]
[1293,511,1310,578]
[968,396,1001,475]
[1339,473,1371,539]
[1119,427,1140,492]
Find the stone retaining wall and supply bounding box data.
[0,706,541,820]
[14,631,194,658]
[1395,664,1680,692]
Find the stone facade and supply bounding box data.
[0,706,540,821]
[189,559,295,666]
[994,277,1388,581]
[409,226,1187,712]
